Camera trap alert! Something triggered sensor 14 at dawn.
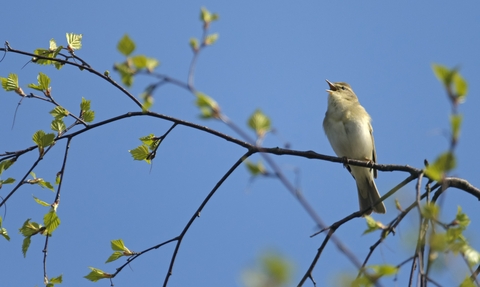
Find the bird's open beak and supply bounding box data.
[326,79,337,92]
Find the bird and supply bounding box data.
[322,80,386,215]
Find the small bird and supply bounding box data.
[322,80,386,214]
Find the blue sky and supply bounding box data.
[1,1,480,286]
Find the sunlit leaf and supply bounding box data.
[455,206,470,229]
[105,251,124,263]
[432,64,453,87]
[49,274,63,284]
[450,114,462,142]
[114,62,134,87]
[19,219,42,237]
[84,267,113,282]
[0,159,15,175]
[33,196,50,207]
[44,208,60,234]
[82,110,95,123]
[424,152,456,181]
[117,34,135,56]
[245,160,266,176]
[369,264,398,277]
[66,33,82,51]
[1,73,19,91]
[80,97,91,111]
[248,109,271,138]
[22,236,31,258]
[129,145,150,162]
[195,92,220,119]
[204,33,219,45]
[422,203,440,220]
[51,119,66,134]
[50,106,69,119]
[111,239,127,251]
[459,275,476,287]
[453,72,468,100]
[189,38,199,51]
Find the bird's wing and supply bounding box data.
[369,123,378,179]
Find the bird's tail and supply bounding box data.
[357,174,386,215]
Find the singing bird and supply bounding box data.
[322,80,386,214]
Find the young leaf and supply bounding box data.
[129,145,150,162]
[0,159,15,175]
[84,267,113,282]
[111,239,127,251]
[19,219,42,237]
[455,206,470,228]
[369,264,398,277]
[44,208,60,234]
[248,109,271,138]
[453,72,468,100]
[189,38,199,51]
[425,152,456,181]
[245,160,266,176]
[106,251,124,263]
[117,34,135,56]
[114,62,134,87]
[432,64,454,87]
[50,106,69,119]
[82,110,95,123]
[22,236,31,258]
[450,114,462,142]
[131,55,147,69]
[49,274,63,284]
[195,92,220,119]
[32,130,55,150]
[66,33,83,51]
[28,72,51,91]
[204,33,219,45]
[49,39,57,51]
[33,196,50,207]
[80,97,91,111]
[0,178,15,189]
[0,216,10,241]
[1,73,20,92]
[145,57,159,72]
[422,203,440,220]
[460,275,477,287]
[51,119,66,134]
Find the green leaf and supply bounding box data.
[66,33,82,51]
[44,208,60,234]
[80,97,91,111]
[19,219,42,237]
[248,109,271,138]
[363,215,381,235]
[432,64,454,87]
[145,57,159,72]
[200,7,219,23]
[129,145,150,163]
[141,92,154,111]
[84,267,113,282]
[139,134,160,151]
[33,196,50,207]
[0,216,10,241]
[131,55,147,69]
[245,160,266,176]
[106,251,124,263]
[204,33,219,45]
[50,106,69,119]
[0,159,15,175]
[0,178,15,189]
[369,264,398,277]
[453,72,468,100]
[261,253,292,284]
[114,62,134,87]
[425,151,456,181]
[49,274,63,284]
[32,130,55,149]
[82,110,95,123]
[117,34,135,56]
[28,72,51,91]
[51,119,66,134]
[111,239,127,251]
[455,206,470,229]
[422,203,440,220]
[1,73,19,91]
[195,92,220,119]
[450,114,462,142]
[49,39,57,51]
[189,38,199,51]
[0,227,9,241]
[22,236,31,258]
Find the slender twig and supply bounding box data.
[163,150,254,286]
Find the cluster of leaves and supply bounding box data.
[32,33,82,69]
[129,134,162,164]
[242,252,292,287]
[84,239,134,282]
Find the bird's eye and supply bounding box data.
[341,86,346,90]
